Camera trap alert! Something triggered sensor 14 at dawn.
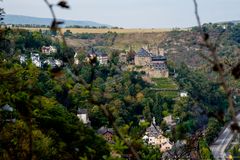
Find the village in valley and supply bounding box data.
[2,0,240,159]
[6,27,238,159]
[1,23,240,159]
[17,43,190,155]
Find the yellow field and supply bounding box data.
[23,27,173,33]
[63,28,172,33]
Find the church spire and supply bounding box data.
[152,117,156,125]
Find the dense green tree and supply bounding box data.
[199,138,214,160]
[152,94,162,124]
[204,118,221,144]
[230,23,240,43]
[143,105,151,122]
[0,59,110,159]
[230,144,240,159]
[173,97,191,121]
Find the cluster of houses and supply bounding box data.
[77,107,174,153]
[20,45,169,79]
[76,108,115,143]
[19,45,63,69]
[86,46,169,78]
[18,45,172,154]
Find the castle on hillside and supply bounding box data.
[134,47,169,78]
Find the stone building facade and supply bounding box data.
[134,48,169,78]
[134,48,152,66]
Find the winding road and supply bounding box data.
[210,113,240,159]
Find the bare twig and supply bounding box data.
[43,1,141,159]
[44,0,67,45]
[44,0,56,20]
[101,105,141,160]
[192,0,237,124]
[193,0,203,35]
[88,64,141,159]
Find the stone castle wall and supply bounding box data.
[148,69,169,78]
[134,56,151,66]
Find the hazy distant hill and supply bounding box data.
[4,14,111,27]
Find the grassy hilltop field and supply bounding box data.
[25,27,173,33]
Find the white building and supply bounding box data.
[41,45,57,55]
[96,51,108,65]
[31,53,41,67]
[180,91,188,97]
[74,52,80,65]
[19,55,27,64]
[44,58,63,69]
[77,109,90,125]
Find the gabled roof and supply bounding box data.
[87,48,108,57]
[77,108,88,114]
[95,51,108,57]
[1,104,13,112]
[88,48,95,54]
[146,123,162,137]
[97,126,114,135]
[136,48,152,57]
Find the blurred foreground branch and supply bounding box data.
[43,1,141,159]
[192,0,239,131]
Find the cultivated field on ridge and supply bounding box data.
[22,27,174,33]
